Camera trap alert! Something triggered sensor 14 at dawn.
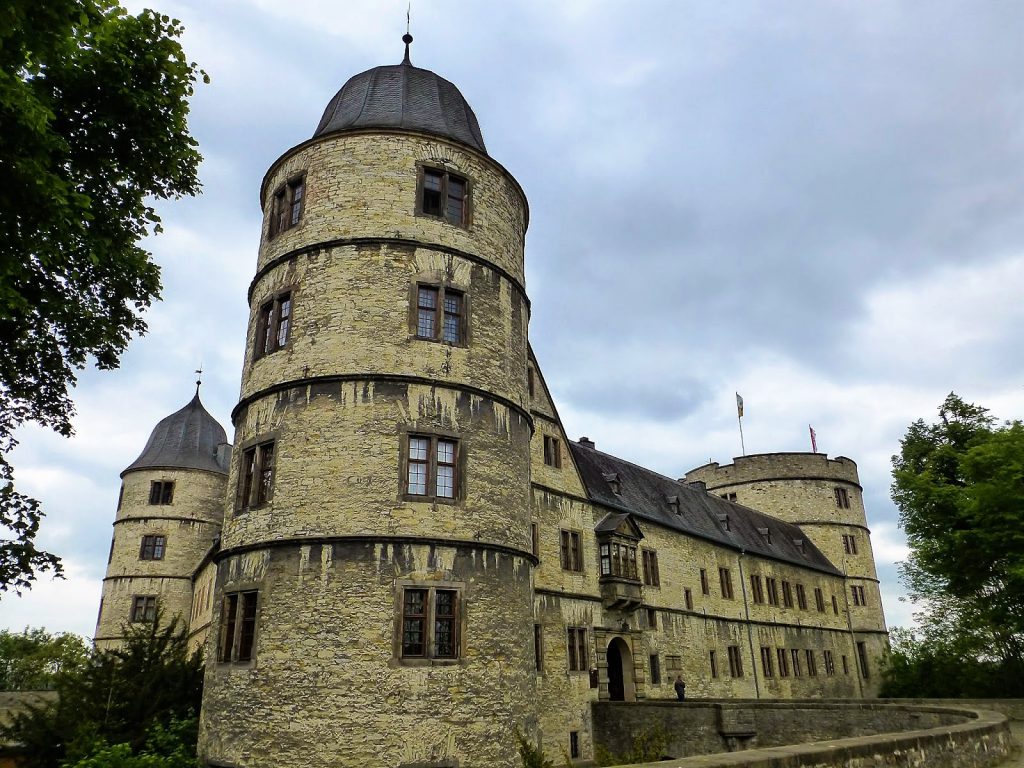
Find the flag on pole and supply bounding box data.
[736,393,744,419]
[809,425,818,453]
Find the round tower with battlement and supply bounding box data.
[199,38,537,768]
[685,452,888,690]
[96,392,230,650]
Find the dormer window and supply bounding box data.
[666,495,680,515]
[603,472,621,495]
[718,513,730,532]
[758,526,771,546]
[793,538,806,554]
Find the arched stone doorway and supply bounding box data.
[606,637,636,702]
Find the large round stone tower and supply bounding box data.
[96,391,230,650]
[685,453,887,691]
[199,38,537,768]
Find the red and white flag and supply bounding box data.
[809,425,818,453]
[736,393,744,419]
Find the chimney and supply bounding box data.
[578,437,595,449]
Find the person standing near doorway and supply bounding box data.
[674,675,686,701]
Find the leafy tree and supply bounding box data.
[1,614,204,768]
[886,393,1024,695]
[0,627,89,690]
[0,0,206,594]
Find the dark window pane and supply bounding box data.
[238,592,257,661]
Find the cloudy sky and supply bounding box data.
[4,0,1023,638]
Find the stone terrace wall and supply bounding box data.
[593,700,1011,766]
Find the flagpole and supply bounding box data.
[736,392,746,456]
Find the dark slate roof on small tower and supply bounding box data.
[568,441,841,575]
[123,394,229,476]
[313,48,487,154]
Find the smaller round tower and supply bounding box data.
[95,390,231,650]
[685,453,888,689]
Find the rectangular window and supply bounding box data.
[567,627,588,672]
[719,567,734,599]
[649,654,661,685]
[824,649,835,676]
[219,590,258,663]
[405,435,459,500]
[684,587,693,610]
[700,568,710,595]
[238,440,275,511]
[814,587,826,612]
[766,577,779,606]
[832,595,839,614]
[857,641,870,679]
[727,645,743,677]
[531,523,540,557]
[560,530,582,572]
[720,492,737,502]
[148,481,173,505]
[415,285,464,344]
[666,655,682,672]
[796,583,808,610]
[543,435,562,468]
[834,487,851,508]
[253,291,293,358]
[777,648,789,677]
[139,534,166,561]
[131,595,157,623]
[842,534,858,555]
[642,550,660,587]
[709,650,718,678]
[269,174,306,238]
[806,649,817,676]
[750,574,764,604]
[781,580,793,608]
[646,607,657,629]
[534,624,544,672]
[760,646,774,678]
[570,732,580,760]
[599,540,637,579]
[791,648,802,677]
[400,586,460,659]
[528,367,535,397]
[842,654,849,675]
[420,167,469,226]
[851,585,867,606]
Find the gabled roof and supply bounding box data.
[123,393,230,476]
[594,512,644,540]
[569,440,841,575]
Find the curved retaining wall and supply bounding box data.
[593,700,1012,768]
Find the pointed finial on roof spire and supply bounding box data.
[402,3,413,65]
[195,365,203,397]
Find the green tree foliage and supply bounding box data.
[884,393,1024,696]
[68,718,199,768]
[0,627,89,690]
[0,0,206,595]
[1,614,203,768]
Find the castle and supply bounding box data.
[95,37,888,768]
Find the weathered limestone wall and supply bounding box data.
[592,701,1011,767]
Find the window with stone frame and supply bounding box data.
[842,533,858,554]
[534,623,544,672]
[832,594,839,614]
[405,434,459,500]
[795,583,808,610]
[750,574,765,604]
[149,480,173,505]
[719,567,734,599]
[131,595,157,623]
[598,538,638,580]
[856,641,870,678]
[254,291,292,359]
[790,648,803,677]
[806,649,818,676]
[777,647,790,677]
[709,650,718,678]
[700,568,710,595]
[814,587,826,612]
[566,627,588,672]
[237,440,275,511]
[666,655,682,672]
[641,549,660,587]
[419,166,469,227]
[649,654,661,684]
[543,434,562,468]
[400,586,460,660]
[219,590,258,663]
[781,580,793,608]
[834,486,851,509]
[684,587,693,610]
[139,534,166,561]
[560,529,583,572]
[727,645,743,677]
[268,174,305,238]
[766,577,779,606]
[415,284,465,345]
[851,584,867,606]
[760,646,774,677]
[823,649,836,675]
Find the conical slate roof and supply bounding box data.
[313,55,486,154]
[123,393,229,476]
